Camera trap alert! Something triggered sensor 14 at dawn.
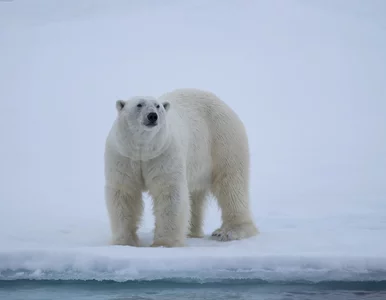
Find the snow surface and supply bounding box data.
[0,0,385,282]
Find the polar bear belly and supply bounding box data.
[184,124,212,193]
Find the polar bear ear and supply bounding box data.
[163,101,170,112]
[116,100,126,112]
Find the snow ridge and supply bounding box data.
[1,247,386,282]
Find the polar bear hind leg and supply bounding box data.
[210,170,258,241]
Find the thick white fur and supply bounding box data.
[104,88,258,247]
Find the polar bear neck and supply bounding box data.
[114,119,172,161]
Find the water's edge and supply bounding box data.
[1,279,386,291]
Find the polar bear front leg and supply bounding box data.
[148,181,189,247]
[188,190,208,238]
[105,185,143,246]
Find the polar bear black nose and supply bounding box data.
[147,112,158,123]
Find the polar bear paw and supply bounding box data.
[111,233,139,247]
[187,229,205,238]
[150,238,185,248]
[211,223,258,241]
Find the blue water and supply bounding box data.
[1,280,386,300]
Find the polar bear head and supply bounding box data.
[113,96,171,161]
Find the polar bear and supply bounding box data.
[104,88,258,247]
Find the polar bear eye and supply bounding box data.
[156,105,160,109]
[137,103,142,108]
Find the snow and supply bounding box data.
[0,0,385,282]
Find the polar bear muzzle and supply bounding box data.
[145,112,158,127]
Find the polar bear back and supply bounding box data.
[158,88,249,192]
